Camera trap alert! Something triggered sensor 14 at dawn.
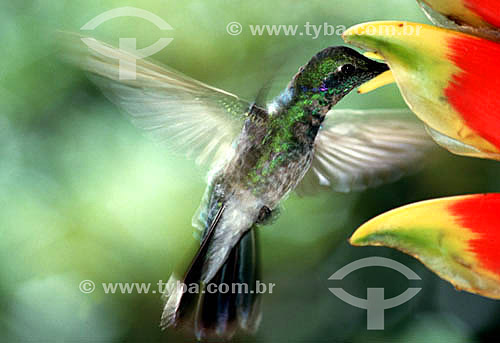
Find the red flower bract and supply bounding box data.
[448,193,500,277]
[445,35,500,150]
[465,0,500,28]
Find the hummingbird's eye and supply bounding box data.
[339,64,355,75]
[257,206,272,223]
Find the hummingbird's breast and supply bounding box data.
[217,102,321,209]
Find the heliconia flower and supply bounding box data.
[350,194,500,298]
[418,0,500,29]
[343,21,500,160]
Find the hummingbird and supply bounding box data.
[72,37,431,340]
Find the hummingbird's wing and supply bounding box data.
[295,109,434,196]
[67,35,251,166]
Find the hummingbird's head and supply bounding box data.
[292,46,388,102]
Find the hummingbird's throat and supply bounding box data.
[288,87,340,144]
[299,85,345,113]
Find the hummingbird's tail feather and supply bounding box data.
[194,229,261,339]
[161,205,261,340]
[160,205,224,331]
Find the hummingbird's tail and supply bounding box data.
[161,205,262,340]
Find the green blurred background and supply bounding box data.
[2,0,500,342]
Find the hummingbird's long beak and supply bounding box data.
[358,69,395,94]
[358,56,395,94]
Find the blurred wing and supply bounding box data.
[296,109,434,196]
[69,35,251,166]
